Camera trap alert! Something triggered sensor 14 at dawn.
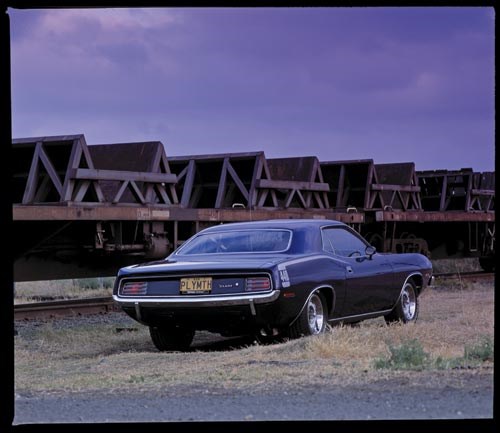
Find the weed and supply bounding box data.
[128,375,145,383]
[464,335,494,362]
[374,339,430,370]
[376,335,494,371]
[434,356,466,370]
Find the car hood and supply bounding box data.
[117,254,295,277]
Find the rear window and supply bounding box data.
[176,229,292,255]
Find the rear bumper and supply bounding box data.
[114,290,283,333]
[113,290,282,334]
[113,289,280,309]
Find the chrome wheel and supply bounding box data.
[401,283,417,321]
[289,291,328,338]
[307,293,325,334]
[384,280,419,324]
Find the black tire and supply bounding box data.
[384,280,419,324]
[149,325,195,351]
[254,333,286,345]
[288,291,328,338]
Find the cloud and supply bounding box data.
[37,8,178,35]
[10,8,181,71]
[9,7,495,171]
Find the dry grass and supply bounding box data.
[431,257,482,273]
[14,279,114,304]
[15,279,494,395]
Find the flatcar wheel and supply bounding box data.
[479,256,495,272]
[149,325,195,352]
[384,281,419,324]
[289,291,327,338]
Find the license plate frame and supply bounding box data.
[180,277,212,294]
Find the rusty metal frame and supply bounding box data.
[259,156,330,209]
[13,204,365,224]
[69,168,178,205]
[169,152,266,209]
[469,172,495,212]
[13,135,105,204]
[88,141,179,206]
[14,136,180,206]
[375,210,495,222]
[368,163,422,211]
[320,159,374,211]
[417,169,475,212]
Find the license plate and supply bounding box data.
[180,277,212,294]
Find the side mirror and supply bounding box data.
[365,245,376,260]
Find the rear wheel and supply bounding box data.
[289,291,327,338]
[149,325,195,351]
[384,280,419,324]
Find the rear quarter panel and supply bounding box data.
[275,255,347,321]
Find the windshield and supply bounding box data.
[175,229,292,255]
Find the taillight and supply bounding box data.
[121,281,148,295]
[245,276,271,292]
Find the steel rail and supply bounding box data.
[14,296,120,321]
[433,271,495,282]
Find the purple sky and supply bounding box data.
[8,7,495,171]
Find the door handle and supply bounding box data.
[346,266,353,274]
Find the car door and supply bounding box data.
[322,226,396,317]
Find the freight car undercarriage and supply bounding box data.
[13,209,495,281]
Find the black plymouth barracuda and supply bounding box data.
[113,219,433,351]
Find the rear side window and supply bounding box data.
[322,227,367,257]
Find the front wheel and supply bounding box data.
[288,291,328,338]
[384,280,419,324]
[149,325,195,351]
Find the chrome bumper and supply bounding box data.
[113,289,281,309]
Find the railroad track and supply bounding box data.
[14,271,495,321]
[14,296,121,321]
[433,271,495,282]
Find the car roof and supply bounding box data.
[200,219,345,233]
